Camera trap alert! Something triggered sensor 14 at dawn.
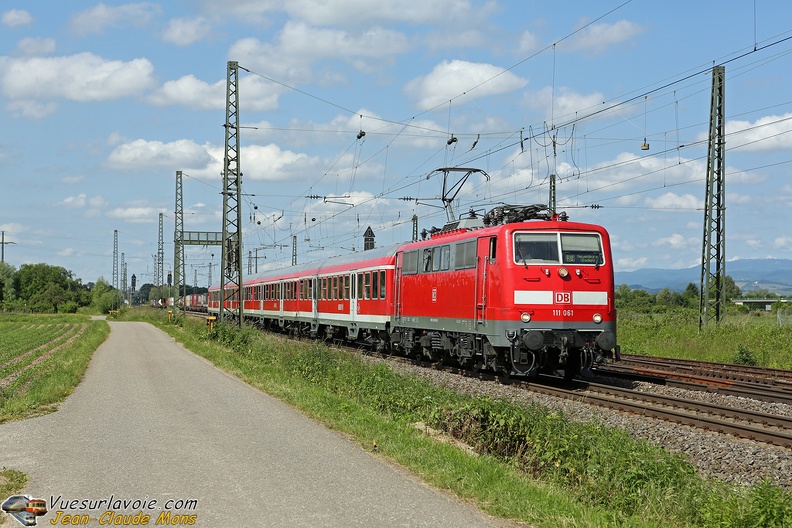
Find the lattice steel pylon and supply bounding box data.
[157,213,164,288]
[699,65,726,330]
[219,61,243,325]
[112,230,118,290]
[174,170,186,309]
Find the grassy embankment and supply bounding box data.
[112,307,790,528]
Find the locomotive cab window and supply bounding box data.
[513,233,559,264]
[561,233,604,265]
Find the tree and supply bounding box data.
[723,275,742,301]
[0,261,15,304]
[91,277,122,313]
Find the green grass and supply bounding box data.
[0,467,27,526]
[617,310,792,368]
[120,308,792,527]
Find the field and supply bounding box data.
[618,310,792,369]
[0,314,109,423]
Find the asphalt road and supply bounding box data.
[0,321,507,527]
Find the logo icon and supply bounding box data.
[2,495,47,526]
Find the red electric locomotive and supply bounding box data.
[208,204,618,378]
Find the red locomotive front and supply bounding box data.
[392,204,618,378]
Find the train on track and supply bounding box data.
[198,204,619,378]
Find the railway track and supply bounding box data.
[596,355,792,406]
[407,361,792,449]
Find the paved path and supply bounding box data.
[0,322,505,527]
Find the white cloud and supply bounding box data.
[61,175,85,185]
[147,75,283,111]
[723,113,792,152]
[284,0,486,27]
[230,22,410,85]
[524,86,605,123]
[106,139,214,169]
[162,17,211,46]
[2,9,33,27]
[645,192,702,210]
[617,256,648,271]
[243,144,324,182]
[774,236,792,250]
[69,2,161,35]
[0,53,156,102]
[16,37,56,55]
[561,20,644,55]
[652,233,695,248]
[5,100,58,119]
[405,59,528,111]
[517,30,540,54]
[106,206,166,223]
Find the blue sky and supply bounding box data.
[1,0,792,289]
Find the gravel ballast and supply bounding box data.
[370,356,792,489]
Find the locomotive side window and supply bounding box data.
[513,233,559,264]
[561,233,604,265]
[402,250,419,275]
[423,247,434,272]
[454,240,477,269]
[440,245,451,270]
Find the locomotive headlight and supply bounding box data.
[520,312,531,323]
[592,313,603,324]
[558,267,569,278]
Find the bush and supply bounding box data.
[58,301,79,314]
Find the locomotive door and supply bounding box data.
[475,236,495,325]
[395,253,403,322]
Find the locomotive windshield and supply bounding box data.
[514,232,603,265]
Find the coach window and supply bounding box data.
[379,270,386,298]
[332,276,338,300]
[343,275,350,300]
[371,270,379,299]
[361,272,369,300]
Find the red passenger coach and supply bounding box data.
[208,203,619,378]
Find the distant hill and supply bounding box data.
[614,259,792,295]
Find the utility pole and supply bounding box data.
[219,60,244,325]
[699,65,726,330]
[1,231,15,263]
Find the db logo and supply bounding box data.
[554,292,571,304]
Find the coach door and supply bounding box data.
[475,236,496,325]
